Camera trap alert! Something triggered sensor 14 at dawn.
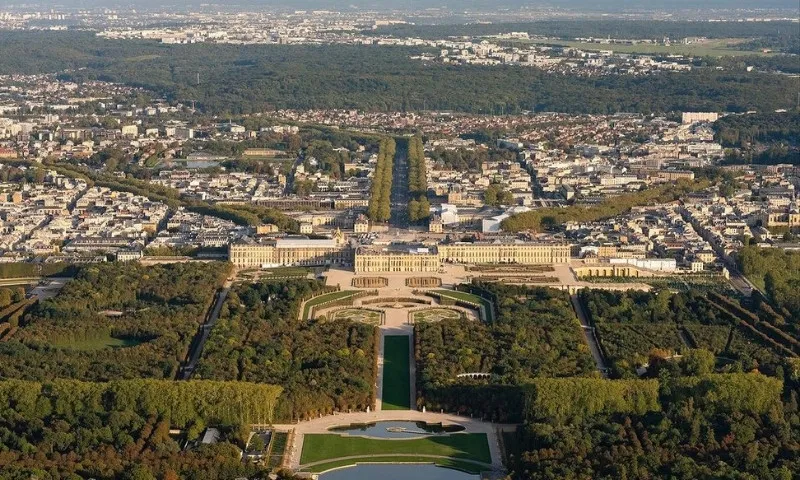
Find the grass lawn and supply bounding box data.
[433,289,494,322]
[300,433,491,465]
[302,290,359,320]
[382,335,411,410]
[512,37,772,57]
[305,455,488,474]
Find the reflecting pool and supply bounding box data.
[319,464,479,480]
[328,420,465,438]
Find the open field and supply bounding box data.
[518,37,773,57]
[299,433,491,465]
[382,335,411,410]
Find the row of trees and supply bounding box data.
[367,138,395,222]
[0,379,280,479]
[195,280,378,422]
[0,262,231,382]
[501,180,708,232]
[406,136,427,195]
[406,136,432,222]
[44,160,300,231]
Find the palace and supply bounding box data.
[353,241,570,273]
[437,241,570,265]
[229,230,352,268]
[355,245,440,273]
[230,234,571,272]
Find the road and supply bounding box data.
[570,294,610,377]
[179,283,231,380]
[389,140,410,229]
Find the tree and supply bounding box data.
[681,349,715,376]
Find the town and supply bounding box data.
[0,5,798,480]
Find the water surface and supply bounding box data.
[319,464,478,480]
[329,420,464,439]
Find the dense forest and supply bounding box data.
[738,246,800,324]
[501,180,707,232]
[0,32,796,115]
[414,284,596,422]
[194,280,378,422]
[0,262,230,382]
[508,372,799,479]
[0,379,281,480]
[715,112,800,165]
[579,288,797,378]
[371,20,800,45]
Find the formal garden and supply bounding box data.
[329,308,383,325]
[412,308,464,323]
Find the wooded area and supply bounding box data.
[0,379,281,479]
[194,280,378,422]
[579,288,797,378]
[0,262,230,381]
[738,246,800,325]
[0,32,796,115]
[509,372,797,479]
[414,284,596,422]
[715,112,800,165]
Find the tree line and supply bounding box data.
[404,136,431,222]
[367,138,395,222]
[501,180,708,232]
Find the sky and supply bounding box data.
[14,0,800,10]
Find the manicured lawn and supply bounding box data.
[305,455,488,474]
[300,433,491,465]
[382,335,411,410]
[302,290,359,320]
[434,289,494,322]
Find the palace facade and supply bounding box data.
[353,241,570,273]
[229,231,352,268]
[437,242,570,265]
